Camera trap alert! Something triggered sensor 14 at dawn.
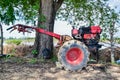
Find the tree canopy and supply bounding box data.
[0,0,119,27]
[57,0,120,28]
[0,0,39,25]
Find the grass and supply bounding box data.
[5,37,35,44]
[100,37,120,44]
[2,56,25,63]
[23,38,35,42]
[5,39,22,45]
[27,58,38,64]
[115,38,120,44]
[50,55,58,62]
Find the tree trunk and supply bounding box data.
[110,22,115,63]
[110,34,115,63]
[0,23,3,55]
[34,0,63,57]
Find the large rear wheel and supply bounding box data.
[58,40,90,71]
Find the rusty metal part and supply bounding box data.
[61,35,73,42]
[55,35,73,48]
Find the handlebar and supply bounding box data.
[6,24,35,33]
[6,27,14,31]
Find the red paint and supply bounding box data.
[66,47,84,65]
[35,28,61,40]
[83,34,96,39]
[91,26,102,34]
[72,29,78,35]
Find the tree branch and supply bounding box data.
[54,0,64,12]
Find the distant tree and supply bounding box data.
[100,6,120,63]
[107,11,120,63]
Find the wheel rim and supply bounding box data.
[66,47,84,65]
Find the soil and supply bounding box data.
[0,57,120,80]
[1,44,120,80]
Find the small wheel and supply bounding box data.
[58,40,90,71]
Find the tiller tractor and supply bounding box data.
[7,24,102,71]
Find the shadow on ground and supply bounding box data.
[0,57,120,80]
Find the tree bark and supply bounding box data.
[0,23,3,55]
[110,22,115,63]
[34,0,63,57]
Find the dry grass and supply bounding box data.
[99,47,120,62]
[14,45,34,57]
[3,44,34,57]
[3,44,17,54]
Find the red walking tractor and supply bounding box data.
[7,24,102,71]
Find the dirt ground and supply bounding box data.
[0,57,120,80]
[1,44,120,80]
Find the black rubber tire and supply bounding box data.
[58,40,90,71]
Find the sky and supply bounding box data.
[109,0,120,11]
[1,0,120,38]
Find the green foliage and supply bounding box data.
[3,56,26,64]
[100,38,108,42]
[0,0,119,31]
[115,38,120,44]
[0,0,16,25]
[57,0,120,29]
[12,57,25,63]
[0,0,39,25]
[39,24,46,28]
[50,55,58,62]
[28,58,37,64]
[5,39,22,45]
[37,14,47,28]
[4,54,14,59]
[39,14,46,23]
[32,49,38,55]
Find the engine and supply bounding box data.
[72,26,102,53]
